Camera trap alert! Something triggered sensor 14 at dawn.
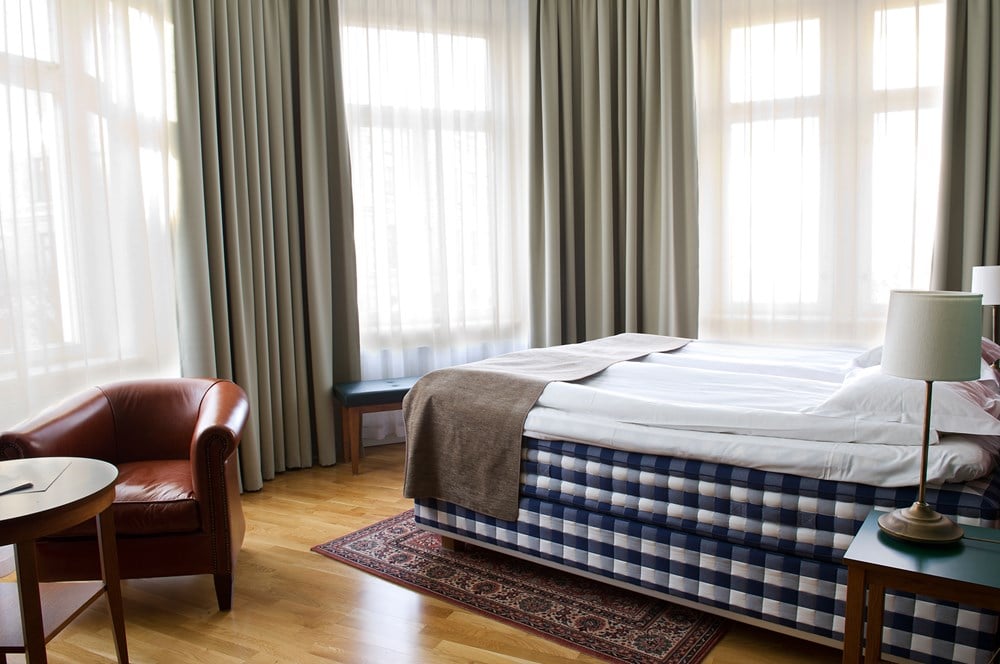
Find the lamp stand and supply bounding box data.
[877,381,964,544]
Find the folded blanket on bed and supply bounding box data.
[402,333,689,520]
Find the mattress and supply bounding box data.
[524,340,1000,487]
[415,437,1000,663]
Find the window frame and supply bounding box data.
[699,0,946,344]
[0,0,177,375]
[339,12,527,351]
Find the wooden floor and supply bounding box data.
[4,443,843,663]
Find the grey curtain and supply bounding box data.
[528,0,699,347]
[173,0,360,490]
[932,0,1000,291]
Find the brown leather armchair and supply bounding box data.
[0,378,249,611]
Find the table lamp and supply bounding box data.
[971,265,1000,344]
[877,290,982,544]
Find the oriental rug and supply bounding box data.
[311,510,726,664]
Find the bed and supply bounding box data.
[403,336,1000,664]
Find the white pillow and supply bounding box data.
[850,343,1000,385]
[849,346,882,369]
[806,365,1000,439]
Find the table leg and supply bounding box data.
[13,540,47,664]
[864,580,885,664]
[96,510,128,663]
[842,563,867,664]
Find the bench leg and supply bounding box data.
[347,407,362,475]
[340,405,351,463]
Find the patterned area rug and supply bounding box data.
[312,511,727,663]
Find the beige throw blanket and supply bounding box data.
[402,333,690,521]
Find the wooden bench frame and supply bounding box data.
[333,377,417,475]
[339,402,405,475]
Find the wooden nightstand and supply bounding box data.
[842,510,1000,664]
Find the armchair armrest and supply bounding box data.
[0,388,117,461]
[189,380,250,502]
[189,379,249,580]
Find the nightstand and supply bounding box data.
[842,510,1000,663]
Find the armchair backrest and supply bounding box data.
[99,379,220,463]
[1,378,248,465]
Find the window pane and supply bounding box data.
[0,0,55,61]
[873,4,945,91]
[441,129,494,325]
[342,26,487,111]
[870,109,941,304]
[350,124,498,334]
[727,118,820,305]
[128,6,169,120]
[0,84,67,352]
[350,125,438,331]
[729,19,820,102]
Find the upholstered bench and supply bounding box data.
[332,376,419,474]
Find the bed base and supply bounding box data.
[429,524,867,658]
[416,498,999,664]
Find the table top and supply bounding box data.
[0,457,117,545]
[844,510,1000,591]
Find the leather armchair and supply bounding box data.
[0,378,249,611]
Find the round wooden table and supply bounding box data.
[0,457,127,663]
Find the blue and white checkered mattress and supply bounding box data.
[414,437,1000,664]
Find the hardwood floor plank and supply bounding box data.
[3,443,841,663]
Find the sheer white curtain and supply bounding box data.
[0,0,179,427]
[695,0,946,347]
[339,0,530,443]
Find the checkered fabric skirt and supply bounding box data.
[414,438,1000,664]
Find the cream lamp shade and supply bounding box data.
[882,290,983,382]
[971,266,1000,306]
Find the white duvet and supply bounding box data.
[522,340,1000,487]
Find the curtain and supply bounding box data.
[695,0,947,347]
[932,0,1000,290]
[0,0,180,428]
[338,0,530,444]
[173,0,360,490]
[528,0,699,347]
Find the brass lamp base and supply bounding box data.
[877,502,964,544]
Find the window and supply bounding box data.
[0,0,179,425]
[339,0,529,380]
[695,0,946,346]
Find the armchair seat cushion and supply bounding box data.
[56,460,200,537]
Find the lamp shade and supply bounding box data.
[882,290,982,382]
[971,266,1000,305]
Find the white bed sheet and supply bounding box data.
[522,340,1000,486]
